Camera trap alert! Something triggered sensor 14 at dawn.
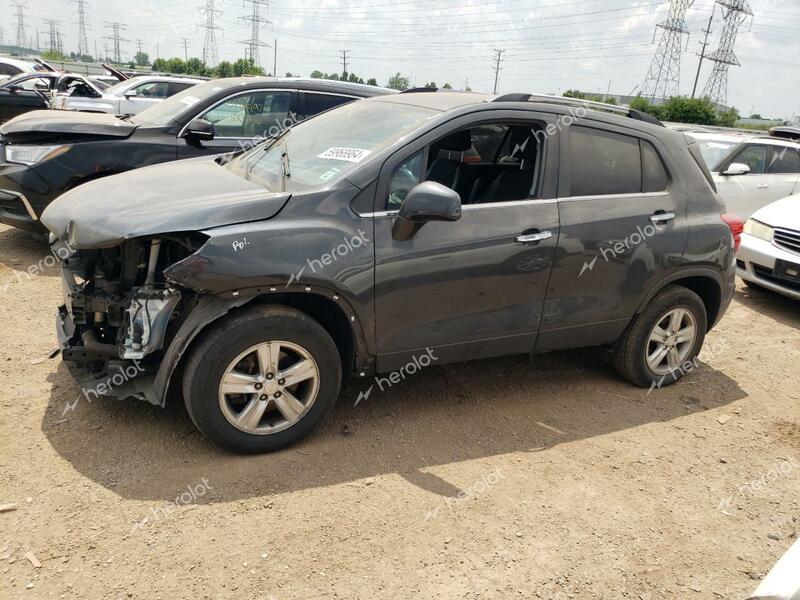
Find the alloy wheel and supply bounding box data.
[646,308,698,376]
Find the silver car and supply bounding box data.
[737,195,800,300]
[52,75,203,116]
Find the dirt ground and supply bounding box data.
[0,223,798,600]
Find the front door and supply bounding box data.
[373,115,560,371]
[177,89,298,159]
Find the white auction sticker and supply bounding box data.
[180,96,200,106]
[318,147,372,163]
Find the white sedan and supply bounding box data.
[51,75,203,116]
[737,195,800,300]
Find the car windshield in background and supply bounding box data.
[698,139,739,170]
[227,100,439,192]
[130,80,225,127]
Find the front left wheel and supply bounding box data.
[182,304,342,454]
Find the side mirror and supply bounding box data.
[123,89,138,99]
[392,181,461,241]
[183,118,215,142]
[723,162,750,176]
[8,85,23,95]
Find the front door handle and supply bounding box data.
[756,184,769,189]
[515,231,553,244]
[649,211,676,226]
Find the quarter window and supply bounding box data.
[766,147,800,174]
[304,93,354,117]
[200,91,292,138]
[642,140,669,192]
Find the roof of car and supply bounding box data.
[0,57,37,70]
[197,76,394,97]
[373,91,492,111]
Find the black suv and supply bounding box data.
[0,77,390,232]
[43,91,738,453]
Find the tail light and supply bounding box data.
[722,213,745,252]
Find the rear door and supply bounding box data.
[0,75,50,122]
[540,122,686,351]
[177,88,299,159]
[120,80,171,115]
[372,111,560,370]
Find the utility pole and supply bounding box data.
[199,0,222,67]
[182,38,189,61]
[641,0,694,102]
[492,48,504,94]
[273,38,277,76]
[12,1,28,50]
[73,0,90,58]
[239,0,272,67]
[43,19,59,53]
[340,49,349,79]
[103,21,128,64]
[94,39,98,61]
[692,9,715,97]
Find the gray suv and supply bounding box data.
[43,91,738,453]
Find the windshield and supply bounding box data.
[697,139,740,170]
[131,79,225,127]
[226,100,439,192]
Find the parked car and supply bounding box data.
[0,77,392,233]
[51,75,204,116]
[769,125,800,141]
[737,195,800,300]
[0,71,112,124]
[710,136,800,219]
[42,92,738,453]
[683,130,750,170]
[0,57,50,82]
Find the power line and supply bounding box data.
[702,0,752,106]
[104,21,129,64]
[240,0,272,67]
[74,0,90,57]
[199,0,222,67]
[492,48,504,94]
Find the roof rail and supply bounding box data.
[400,87,438,93]
[492,93,665,127]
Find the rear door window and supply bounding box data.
[766,148,800,174]
[303,93,354,118]
[569,126,642,196]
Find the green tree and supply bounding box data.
[213,61,234,78]
[387,72,410,91]
[442,83,452,89]
[716,107,740,128]
[184,58,208,76]
[285,72,294,77]
[134,51,150,66]
[231,58,265,76]
[424,81,437,89]
[41,49,66,61]
[366,77,378,86]
[750,113,762,120]
[563,89,586,99]
[629,96,662,119]
[310,70,325,79]
[659,96,717,125]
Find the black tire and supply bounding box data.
[613,285,707,388]
[182,304,341,454]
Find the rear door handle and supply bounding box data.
[756,184,769,189]
[515,231,553,244]
[649,211,676,225]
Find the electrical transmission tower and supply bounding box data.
[702,0,752,106]
[43,19,59,52]
[239,0,272,67]
[340,49,349,78]
[641,0,694,102]
[12,1,28,49]
[73,0,90,57]
[104,21,129,64]
[492,48,504,94]
[199,0,222,66]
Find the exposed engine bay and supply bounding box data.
[57,234,207,377]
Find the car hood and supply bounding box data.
[0,109,136,137]
[750,196,800,230]
[41,157,292,249]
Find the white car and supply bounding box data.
[737,195,800,300]
[684,130,750,170]
[51,76,203,116]
[711,137,800,219]
[0,57,46,81]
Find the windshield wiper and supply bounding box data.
[280,139,291,192]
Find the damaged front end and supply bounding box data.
[56,234,208,405]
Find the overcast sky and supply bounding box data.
[4,0,798,118]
